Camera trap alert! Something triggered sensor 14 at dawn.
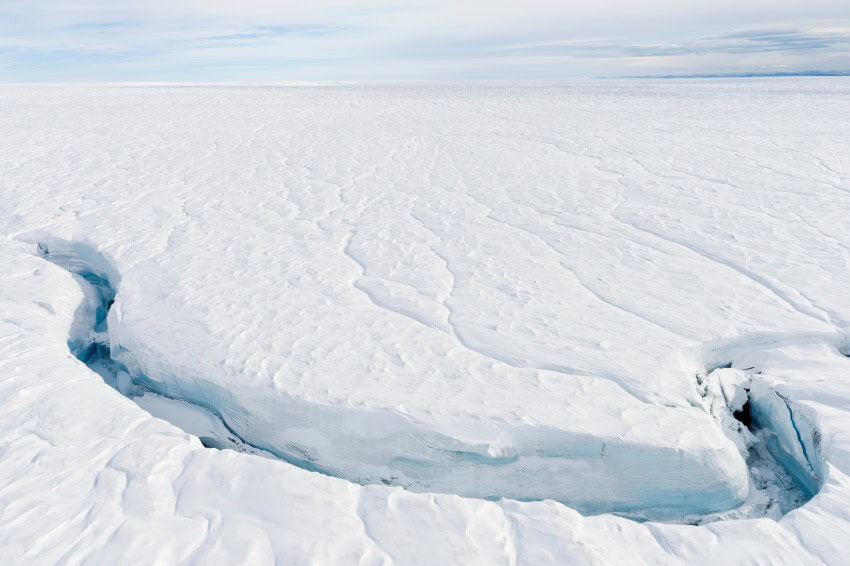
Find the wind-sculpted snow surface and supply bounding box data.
[1,80,850,563]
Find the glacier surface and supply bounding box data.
[1,79,850,564]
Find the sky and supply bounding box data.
[1,0,850,81]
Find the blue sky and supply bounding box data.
[2,1,849,81]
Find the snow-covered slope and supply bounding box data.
[1,79,849,563]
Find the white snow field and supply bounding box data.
[1,79,849,564]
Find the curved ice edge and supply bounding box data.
[31,236,818,521]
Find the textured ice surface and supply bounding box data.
[2,79,850,564]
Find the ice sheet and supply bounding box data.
[1,79,850,564]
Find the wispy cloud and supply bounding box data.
[63,21,140,31]
[495,28,850,59]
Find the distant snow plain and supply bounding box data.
[1,79,849,564]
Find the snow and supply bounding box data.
[1,79,849,563]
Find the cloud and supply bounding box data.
[495,28,850,59]
[1,1,849,80]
